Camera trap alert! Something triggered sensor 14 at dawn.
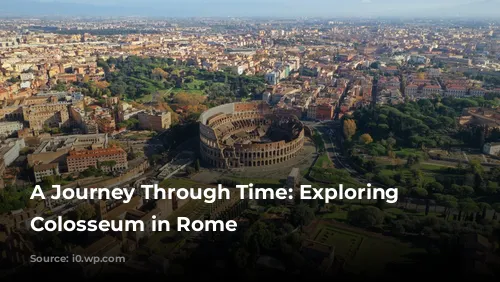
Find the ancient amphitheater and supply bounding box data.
[199,102,305,169]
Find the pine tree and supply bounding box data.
[194,159,200,172]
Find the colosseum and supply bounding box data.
[199,101,305,169]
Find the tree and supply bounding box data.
[492,203,500,220]
[413,188,428,198]
[127,147,137,161]
[194,159,200,172]
[468,159,485,190]
[423,182,444,215]
[477,202,491,220]
[391,222,405,236]
[406,154,421,167]
[245,221,276,250]
[436,194,458,220]
[173,92,205,106]
[359,133,373,145]
[52,82,67,91]
[370,61,380,69]
[458,198,479,221]
[72,202,96,221]
[411,168,424,189]
[347,206,384,228]
[95,81,110,89]
[343,119,357,140]
[41,175,55,189]
[290,204,315,226]
[152,67,169,80]
[100,160,117,170]
[149,154,162,166]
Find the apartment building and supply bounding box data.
[33,163,60,183]
[137,111,171,132]
[22,100,71,131]
[66,146,128,173]
[27,133,109,168]
[0,138,25,167]
[316,104,334,120]
[0,121,23,137]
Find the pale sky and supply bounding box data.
[2,0,500,18]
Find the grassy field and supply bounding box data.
[314,153,334,169]
[321,209,349,221]
[394,148,425,159]
[308,221,425,276]
[136,80,207,102]
[170,79,206,95]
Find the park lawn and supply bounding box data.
[417,163,448,171]
[379,168,435,183]
[136,84,205,102]
[120,130,155,140]
[314,153,334,169]
[127,132,156,140]
[171,88,205,95]
[135,93,154,103]
[171,79,208,96]
[394,148,425,159]
[311,223,425,276]
[321,210,348,221]
[383,207,405,217]
[135,89,172,103]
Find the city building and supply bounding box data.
[0,121,23,137]
[138,111,171,132]
[0,138,25,166]
[27,133,109,167]
[33,163,60,183]
[66,146,128,173]
[483,143,500,156]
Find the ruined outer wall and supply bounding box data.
[199,102,304,169]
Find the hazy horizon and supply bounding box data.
[1,0,500,18]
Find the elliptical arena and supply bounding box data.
[199,102,305,169]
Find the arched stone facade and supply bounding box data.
[199,102,305,169]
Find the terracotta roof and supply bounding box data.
[67,146,126,160]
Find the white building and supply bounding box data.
[483,143,500,156]
[469,88,486,97]
[0,138,26,166]
[20,73,34,81]
[409,55,429,64]
[0,121,23,137]
[20,81,31,89]
[34,163,60,183]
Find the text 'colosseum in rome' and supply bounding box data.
[199,101,305,169]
